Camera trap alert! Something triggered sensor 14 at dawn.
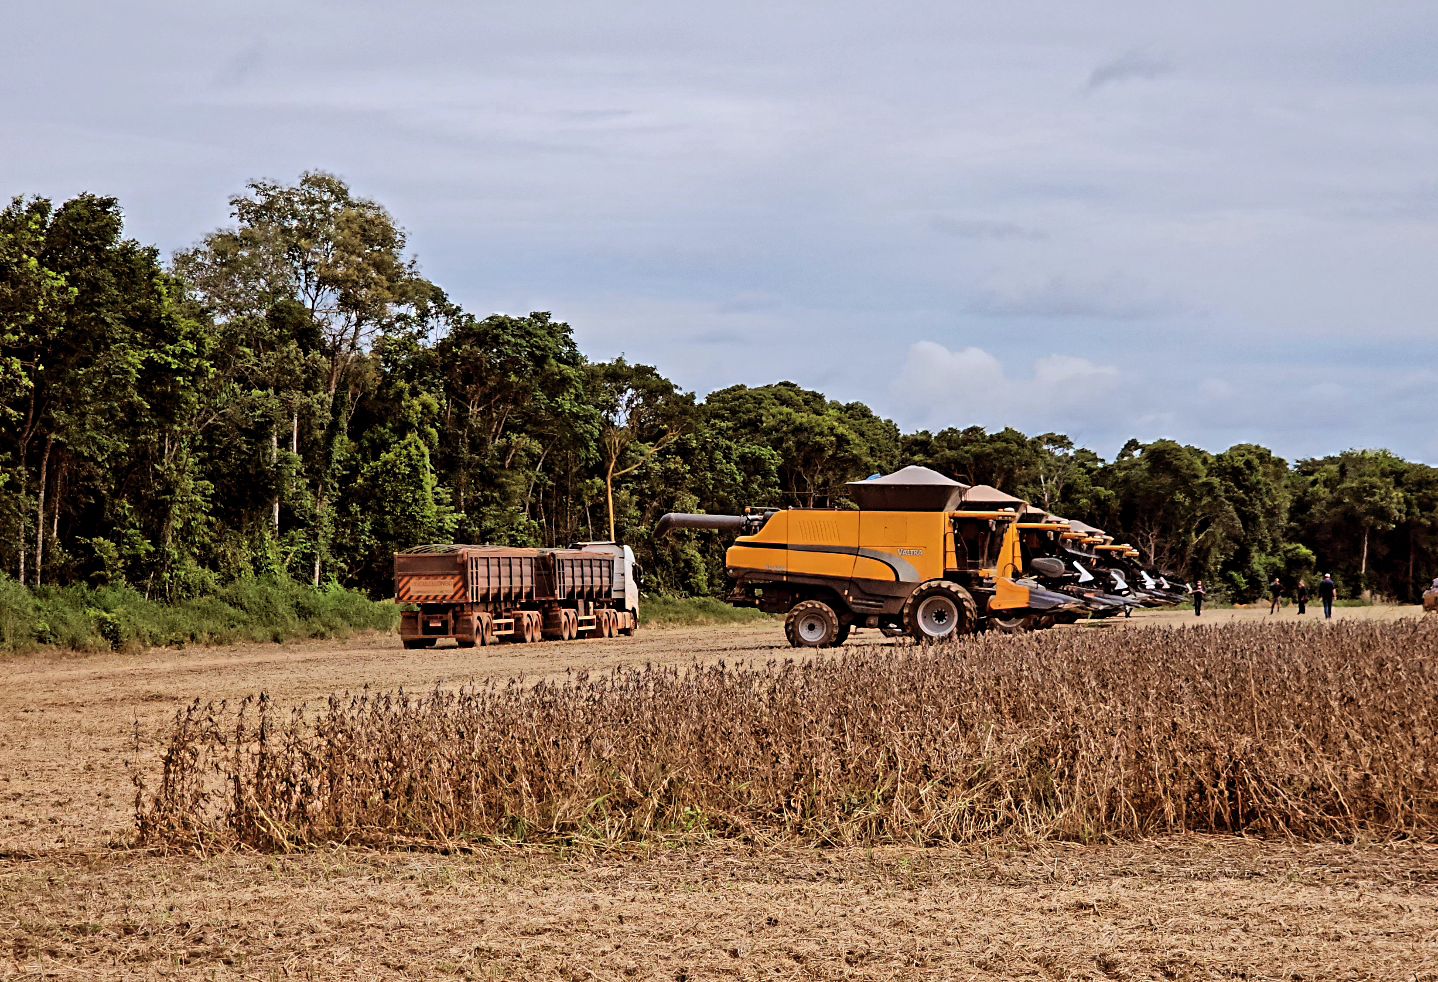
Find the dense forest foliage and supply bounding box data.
[3,173,1436,604]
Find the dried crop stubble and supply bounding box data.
[135,620,1438,851]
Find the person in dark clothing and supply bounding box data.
[1295,578,1308,615]
[1319,574,1337,619]
[1268,577,1283,614]
[1192,580,1206,617]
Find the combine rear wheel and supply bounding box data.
[903,581,978,643]
[784,600,841,648]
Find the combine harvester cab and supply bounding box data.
[393,542,638,649]
[657,465,1085,647]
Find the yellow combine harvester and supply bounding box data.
[656,466,1085,646]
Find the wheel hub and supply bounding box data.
[797,615,827,642]
[917,595,959,637]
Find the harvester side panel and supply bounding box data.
[856,512,946,583]
[772,511,859,582]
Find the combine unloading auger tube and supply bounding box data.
[655,513,746,537]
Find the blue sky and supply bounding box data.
[4,1,1436,462]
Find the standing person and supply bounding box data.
[1295,578,1309,615]
[1192,580,1207,617]
[1268,576,1283,614]
[1319,573,1337,619]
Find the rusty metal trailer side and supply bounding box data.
[395,544,634,650]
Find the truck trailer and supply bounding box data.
[394,542,639,648]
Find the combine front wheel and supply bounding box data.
[903,581,977,643]
[988,612,1034,634]
[784,600,841,648]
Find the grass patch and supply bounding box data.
[640,594,771,627]
[0,574,397,654]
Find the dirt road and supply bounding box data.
[3,612,1435,979]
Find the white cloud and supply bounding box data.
[893,341,1120,434]
[5,1,1438,462]
[1034,354,1121,388]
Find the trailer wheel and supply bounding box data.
[598,609,614,638]
[477,613,495,646]
[402,638,436,650]
[527,611,543,643]
[562,609,578,641]
[904,581,977,643]
[784,600,840,648]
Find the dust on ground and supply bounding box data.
[2,610,1435,980]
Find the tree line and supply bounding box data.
[3,172,1436,604]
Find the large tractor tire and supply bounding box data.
[903,581,978,643]
[784,600,841,648]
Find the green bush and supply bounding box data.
[0,574,398,654]
[0,575,39,650]
[640,594,770,628]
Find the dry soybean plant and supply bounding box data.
[134,620,1438,851]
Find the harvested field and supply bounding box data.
[3,607,1436,979]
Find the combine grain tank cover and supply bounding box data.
[845,465,969,512]
[960,484,1026,509]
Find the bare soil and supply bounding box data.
[3,609,1435,980]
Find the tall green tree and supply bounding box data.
[0,194,213,593]
[703,382,899,506]
[175,171,429,583]
[589,358,690,541]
